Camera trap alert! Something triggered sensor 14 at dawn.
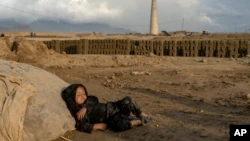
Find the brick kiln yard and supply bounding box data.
[44,55,250,141]
[1,33,250,141]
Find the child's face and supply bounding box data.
[75,87,87,105]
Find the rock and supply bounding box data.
[149,52,156,57]
[148,61,153,64]
[145,71,152,75]
[0,59,74,141]
[94,75,100,78]
[114,71,123,76]
[131,71,144,76]
[137,79,142,82]
[229,57,235,61]
[106,79,112,83]
[111,75,116,80]
[200,132,209,138]
[201,59,207,63]
[246,94,250,100]
[131,71,139,76]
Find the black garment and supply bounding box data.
[62,84,94,133]
[106,96,142,132]
[62,84,142,133]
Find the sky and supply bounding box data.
[0,0,249,33]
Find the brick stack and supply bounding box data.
[153,40,163,56]
[116,40,130,55]
[216,40,226,58]
[226,39,239,58]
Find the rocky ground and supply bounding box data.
[42,55,250,141]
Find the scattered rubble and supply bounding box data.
[131,71,152,76]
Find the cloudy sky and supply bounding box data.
[0,0,249,33]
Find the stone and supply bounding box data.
[229,57,235,61]
[149,52,156,57]
[200,132,209,138]
[201,59,207,63]
[131,71,144,76]
[0,59,74,141]
[246,94,250,100]
[114,71,123,76]
[111,75,116,80]
[106,79,112,83]
[131,71,139,76]
[145,71,152,75]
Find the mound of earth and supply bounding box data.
[0,38,12,59]
[0,59,74,141]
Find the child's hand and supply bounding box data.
[76,108,87,120]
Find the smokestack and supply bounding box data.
[150,0,159,35]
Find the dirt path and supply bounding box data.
[43,56,250,141]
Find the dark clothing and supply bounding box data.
[62,84,142,133]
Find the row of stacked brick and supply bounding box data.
[43,39,86,54]
[154,39,249,58]
[43,39,250,58]
[87,39,130,55]
[43,40,56,50]
[130,40,153,55]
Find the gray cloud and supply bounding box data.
[0,0,249,33]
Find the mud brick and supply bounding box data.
[97,50,102,54]
[163,46,170,56]
[89,50,93,54]
[217,50,226,58]
[169,40,177,46]
[190,50,198,57]
[169,50,177,56]
[183,50,190,57]
[230,52,238,58]
[111,50,115,54]
[110,50,114,55]
[122,50,127,55]
[104,49,109,55]
[115,49,120,54]
[97,49,101,54]
[87,50,91,54]
[205,50,213,57]
[135,50,140,55]
[230,46,239,58]
[99,44,104,49]
[54,40,61,53]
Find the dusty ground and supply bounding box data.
[39,55,250,141]
[1,37,250,141]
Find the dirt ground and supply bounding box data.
[1,36,250,141]
[37,55,250,141]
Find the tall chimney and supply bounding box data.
[150,0,159,35]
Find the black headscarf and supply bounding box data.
[61,84,89,120]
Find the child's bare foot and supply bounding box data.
[140,112,149,118]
